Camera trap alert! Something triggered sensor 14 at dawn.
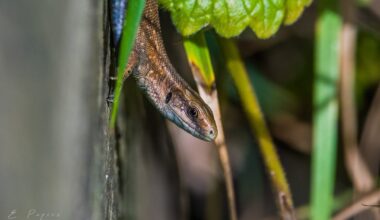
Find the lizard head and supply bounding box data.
[163,87,217,142]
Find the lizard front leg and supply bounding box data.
[107,48,138,103]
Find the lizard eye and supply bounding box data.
[186,106,199,118]
[165,92,172,104]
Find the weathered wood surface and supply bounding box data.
[0,0,116,219]
[0,1,184,219]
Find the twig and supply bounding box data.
[183,33,238,220]
[333,189,380,220]
[360,85,380,176]
[340,11,375,193]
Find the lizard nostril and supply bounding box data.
[209,130,214,136]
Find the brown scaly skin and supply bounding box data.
[124,0,217,141]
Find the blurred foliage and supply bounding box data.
[311,2,341,220]
[356,31,380,108]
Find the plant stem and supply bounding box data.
[219,37,295,220]
[183,32,238,220]
[311,0,342,219]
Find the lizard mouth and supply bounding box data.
[169,109,215,142]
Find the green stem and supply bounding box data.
[219,37,295,220]
[311,1,342,219]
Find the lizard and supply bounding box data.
[111,0,217,141]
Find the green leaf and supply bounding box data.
[284,0,312,24]
[183,33,215,88]
[110,0,146,128]
[310,2,342,220]
[159,0,312,38]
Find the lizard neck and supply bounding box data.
[132,0,193,109]
[126,0,217,141]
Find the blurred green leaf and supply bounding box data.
[245,62,298,116]
[310,1,342,219]
[159,0,312,38]
[356,32,380,107]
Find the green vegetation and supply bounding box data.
[159,0,311,38]
[112,0,380,219]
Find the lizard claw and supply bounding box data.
[107,95,114,103]
[109,76,117,81]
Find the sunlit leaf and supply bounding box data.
[159,0,312,38]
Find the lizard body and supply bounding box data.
[114,0,217,141]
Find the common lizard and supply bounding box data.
[112,0,217,141]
